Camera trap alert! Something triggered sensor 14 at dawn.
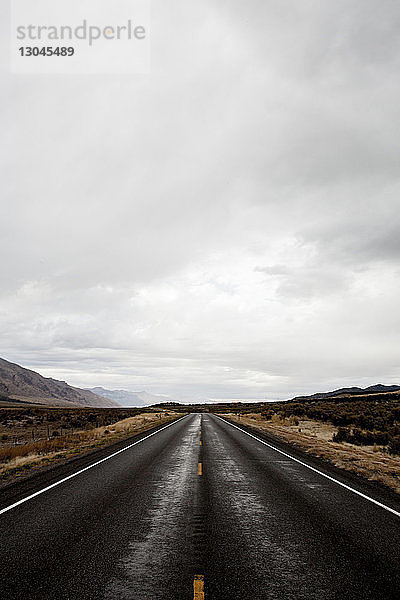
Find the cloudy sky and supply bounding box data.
[1,0,400,401]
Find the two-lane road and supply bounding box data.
[1,413,399,599]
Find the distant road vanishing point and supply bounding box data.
[1,414,400,599]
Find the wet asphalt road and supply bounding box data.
[1,413,400,599]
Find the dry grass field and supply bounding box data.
[227,412,400,494]
[0,408,180,486]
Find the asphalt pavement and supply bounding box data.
[1,413,399,599]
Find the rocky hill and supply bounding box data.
[292,384,400,402]
[0,357,120,408]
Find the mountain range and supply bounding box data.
[87,387,176,407]
[0,357,119,408]
[2,354,399,409]
[292,384,400,402]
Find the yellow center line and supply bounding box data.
[198,462,202,476]
[193,574,205,599]
[199,440,202,446]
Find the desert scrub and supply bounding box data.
[226,412,400,494]
[0,411,180,484]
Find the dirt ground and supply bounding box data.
[227,413,400,494]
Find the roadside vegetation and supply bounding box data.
[0,407,179,485]
[256,395,400,456]
[157,394,400,456]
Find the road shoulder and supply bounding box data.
[217,414,400,513]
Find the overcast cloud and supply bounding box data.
[1,0,400,401]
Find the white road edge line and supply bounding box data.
[215,415,400,518]
[0,415,187,517]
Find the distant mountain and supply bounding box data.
[87,387,176,407]
[363,384,400,393]
[0,357,120,408]
[292,384,400,402]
